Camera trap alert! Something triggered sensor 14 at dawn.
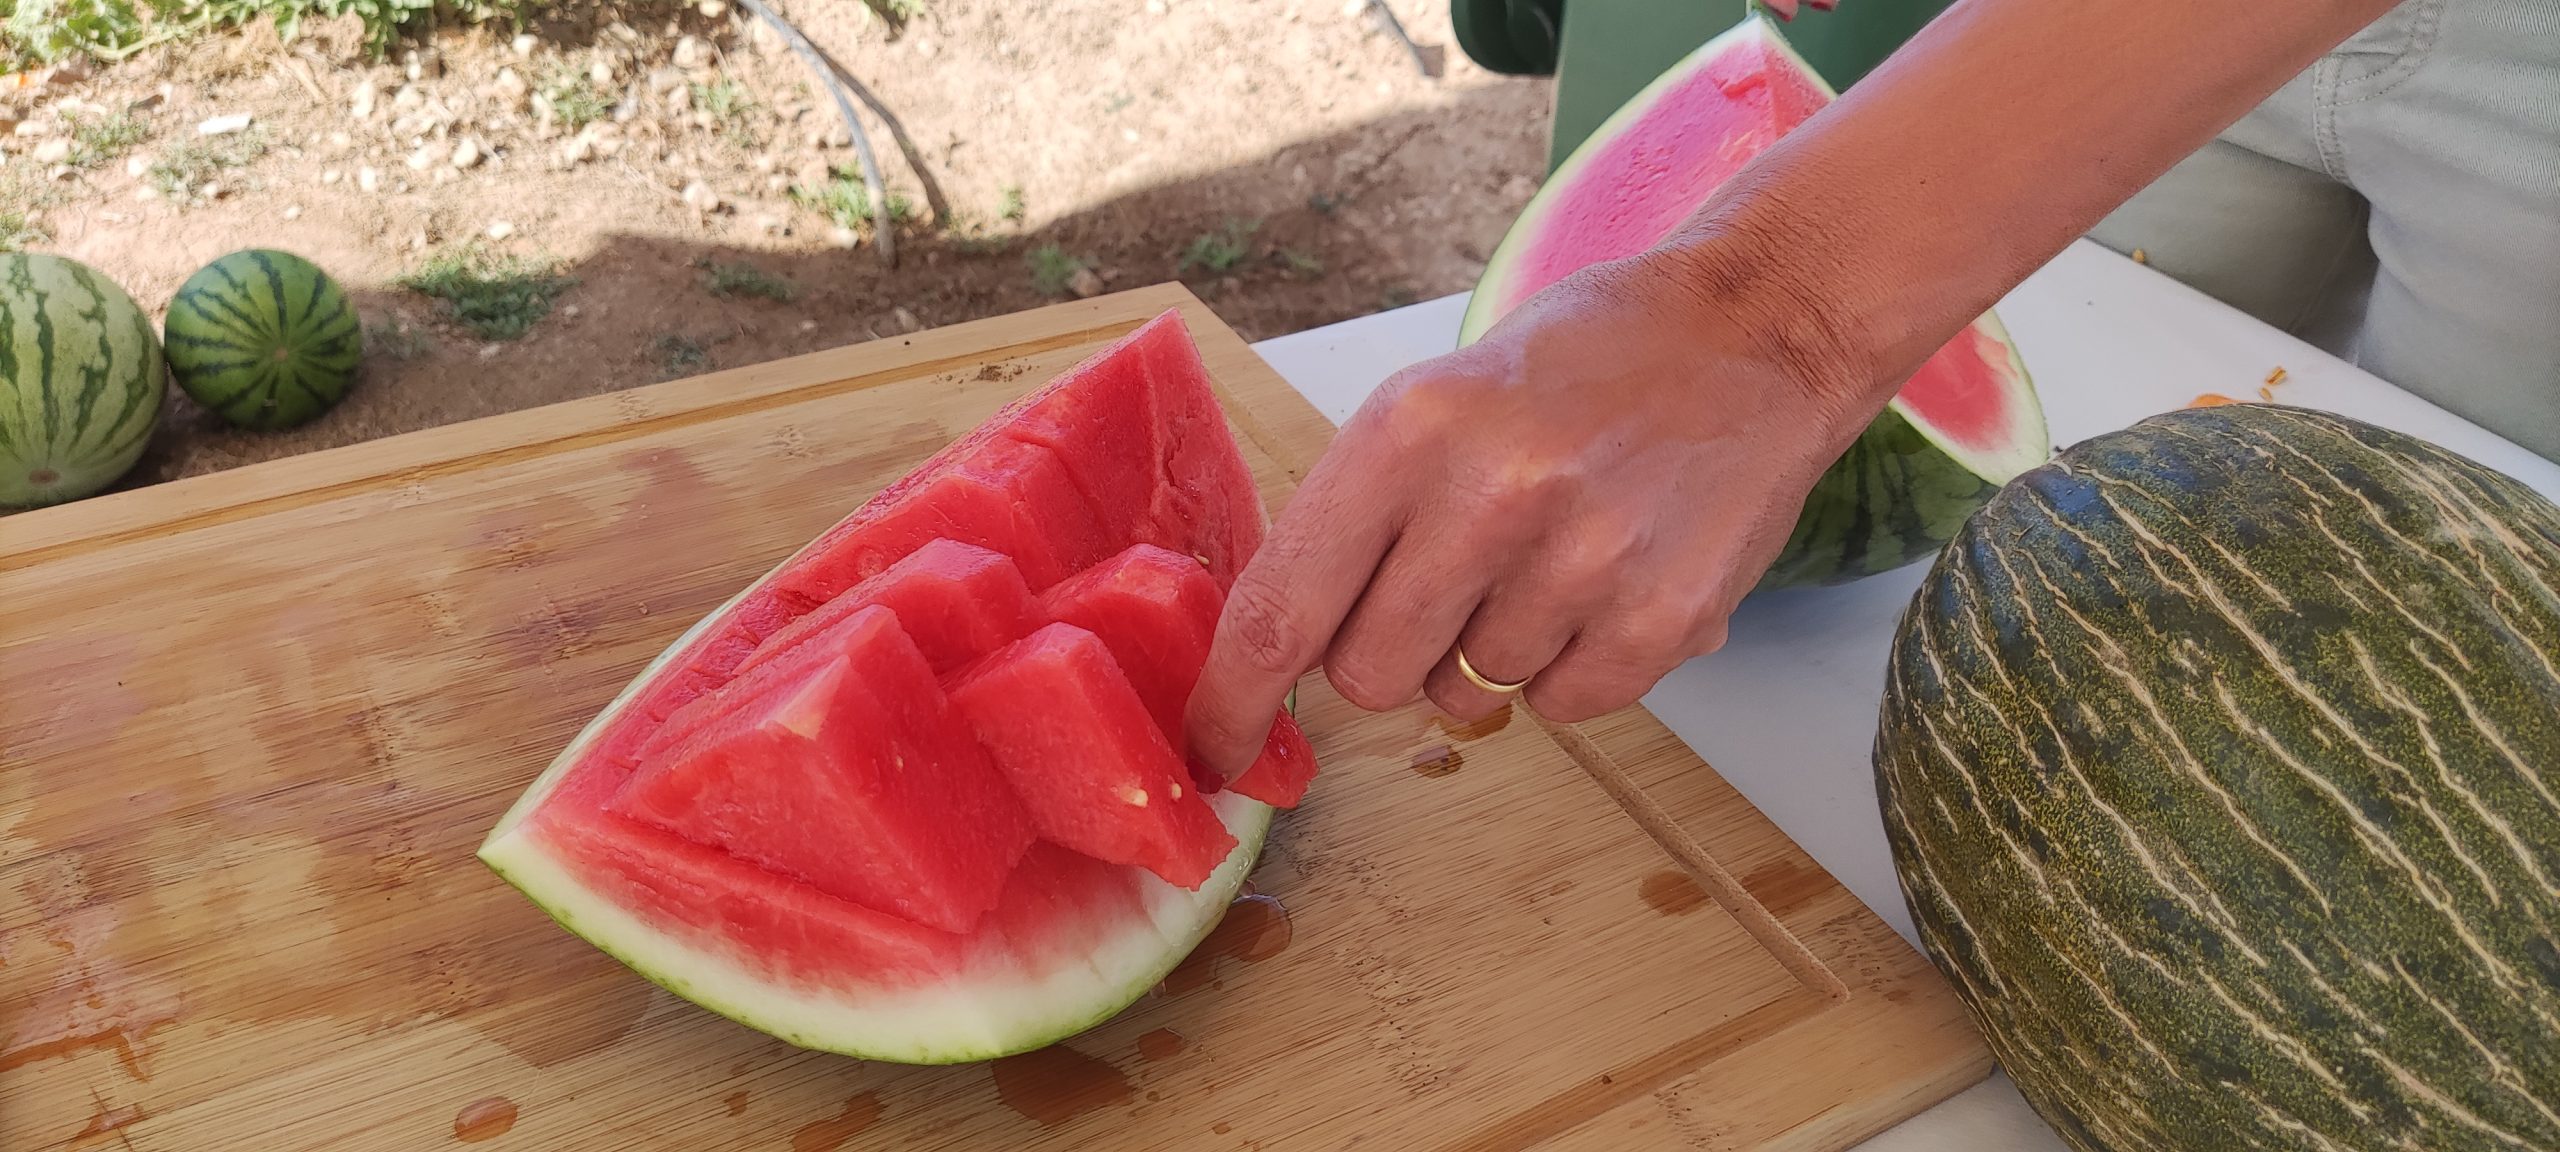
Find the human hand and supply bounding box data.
[1183,243,1879,776]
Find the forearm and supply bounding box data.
[1669,0,2400,412]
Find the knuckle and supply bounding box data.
[1220,578,1317,678]
[1325,654,1412,713]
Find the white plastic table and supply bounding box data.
[1246,238,2560,1150]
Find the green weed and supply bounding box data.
[1278,248,1324,279]
[791,170,915,235]
[691,78,762,148]
[1179,218,1259,275]
[4,0,536,68]
[1025,244,1086,297]
[654,333,710,379]
[146,126,270,199]
[366,317,434,360]
[694,258,797,302]
[65,109,148,169]
[542,68,611,130]
[400,244,574,341]
[997,184,1026,224]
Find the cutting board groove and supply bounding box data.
[1,285,1987,1151]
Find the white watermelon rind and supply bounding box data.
[478,569,1277,1066]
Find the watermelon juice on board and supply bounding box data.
[479,311,1318,1064]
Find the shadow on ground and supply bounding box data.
[114,80,1538,491]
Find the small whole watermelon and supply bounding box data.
[1877,403,2560,1152]
[0,252,165,508]
[165,249,362,431]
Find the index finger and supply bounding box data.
[1186,426,1407,776]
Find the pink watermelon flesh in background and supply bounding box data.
[742,538,1041,678]
[1460,14,2048,587]
[1039,543,1223,744]
[610,606,1035,934]
[948,623,1239,889]
[478,309,1311,1065]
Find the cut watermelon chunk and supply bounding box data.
[742,539,1041,678]
[1459,13,2048,589]
[1229,710,1320,809]
[948,623,1239,889]
[1038,544,1223,744]
[608,606,1035,934]
[479,310,1314,1064]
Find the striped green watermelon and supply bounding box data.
[0,252,164,508]
[1877,403,2560,1152]
[1460,14,2047,588]
[165,249,362,431]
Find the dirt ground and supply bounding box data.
[1,0,1551,493]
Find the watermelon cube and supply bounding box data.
[1228,709,1319,809]
[947,623,1238,889]
[608,605,1035,934]
[742,539,1042,678]
[772,439,1110,604]
[1038,544,1222,745]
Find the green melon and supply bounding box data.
[0,252,164,508]
[1876,403,2560,1152]
[165,249,362,431]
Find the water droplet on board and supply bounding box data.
[452,1097,518,1143]
[789,1094,881,1151]
[992,1045,1132,1126]
[1432,705,1511,742]
[76,1103,145,1141]
[723,1090,751,1116]
[1136,1028,1187,1062]
[1639,870,1708,916]
[1161,894,1293,995]
[1409,744,1463,778]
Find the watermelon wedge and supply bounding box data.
[1460,13,2049,588]
[478,311,1317,1064]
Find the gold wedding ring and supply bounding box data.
[1454,647,1531,695]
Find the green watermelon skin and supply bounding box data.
[1876,403,2560,1152]
[0,252,164,508]
[165,249,362,431]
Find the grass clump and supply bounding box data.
[5,0,538,69]
[146,126,270,198]
[997,184,1026,224]
[1179,217,1259,275]
[791,170,915,235]
[654,333,710,379]
[400,244,574,341]
[690,78,762,147]
[65,109,149,169]
[1025,244,1086,297]
[695,258,797,302]
[541,67,611,131]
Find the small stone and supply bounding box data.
[13,120,48,138]
[588,58,615,87]
[282,204,303,220]
[1145,0,1167,12]
[512,33,538,56]
[667,85,693,114]
[751,153,778,174]
[406,143,445,170]
[125,154,151,178]
[763,173,789,193]
[328,130,351,149]
[913,38,938,58]
[357,165,381,192]
[562,304,581,318]
[607,21,640,43]
[749,20,783,55]
[1067,267,1104,299]
[672,36,711,70]
[648,67,686,95]
[798,319,816,332]
[479,343,502,360]
[1340,0,1366,15]
[199,181,224,200]
[30,139,70,164]
[321,168,341,184]
[492,67,529,108]
[450,137,483,169]
[753,213,782,234]
[403,48,440,82]
[486,220,516,240]
[560,131,595,165]
[1499,174,1537,203]
[698,0,728,16]
[134,185,158,201]
[198,112,253,136]
[892,307,921,333]
[829,225,860,249]
[1121,127,1140,143]
[681,180,722,212]
[392,84,423,111]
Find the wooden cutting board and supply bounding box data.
[0,285,1991,1151]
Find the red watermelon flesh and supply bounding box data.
[480,309,1313,1064]
[608,605,1035,934]
[742,538,1042,678]
[947,623,1238,889]
[1038,543,1222,744]
[1228,710,1320,809]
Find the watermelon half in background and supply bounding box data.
[479,312,1316,1064]
[1460,14,2049,589]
